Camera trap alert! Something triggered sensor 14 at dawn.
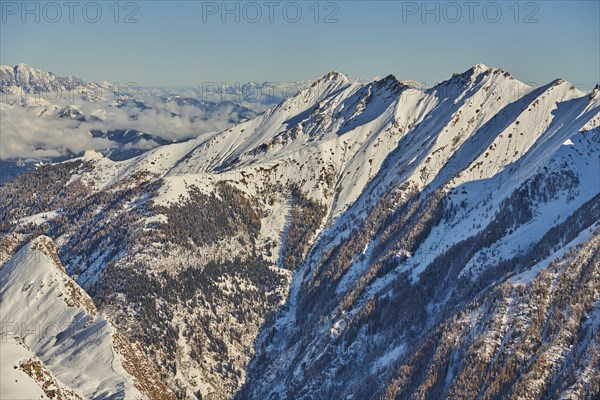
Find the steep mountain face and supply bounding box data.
[0,65,598,399]
[0,236,174,399]
[239,68,600,399]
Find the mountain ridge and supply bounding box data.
[1,64,598,399]
[0,235,174,399]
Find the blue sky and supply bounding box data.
[1,1,598,88]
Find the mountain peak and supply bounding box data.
[284,70,354,105]
[380,73,399,83]
[325,70,348,80]
[472,62,489,72]
[312,70,350,86]
[438,63,510,90]
[374,73,406,93]
[463,63,493,79]
[547,78,581,93]
[15,63,33,70]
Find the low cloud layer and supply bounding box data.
[0,93,260,160]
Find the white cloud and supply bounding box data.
[0,94,259,160]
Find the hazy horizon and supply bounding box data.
[2,1,598,89]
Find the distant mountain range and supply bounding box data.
[0,63,309,105]
[1,64,307,184]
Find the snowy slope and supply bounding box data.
[1,335,82,399]
[0,236,160,399]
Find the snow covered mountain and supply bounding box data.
[239,67,600,399]
[0,236,173,399]
[0,64,598,399]
[0,64,88,94]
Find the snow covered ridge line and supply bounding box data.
[4,63,590,108]
[0,238,99,344]
[0,236,174,399]
[193,67,591,108]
